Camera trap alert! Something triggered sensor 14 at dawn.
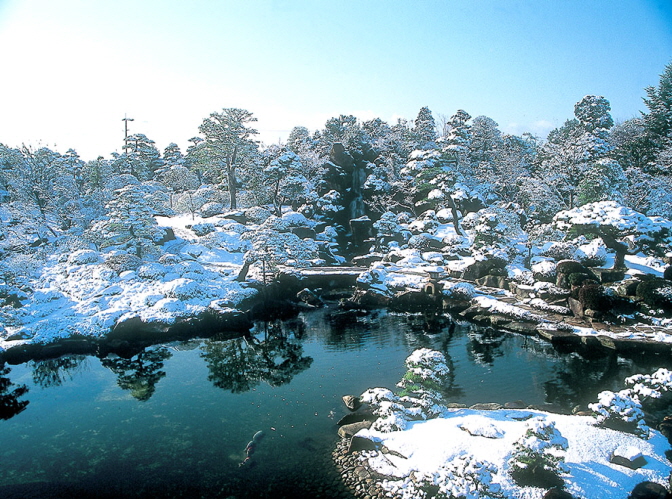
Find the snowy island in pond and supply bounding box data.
[345,349,672,499]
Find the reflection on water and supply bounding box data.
[1,307,672,498]
[30,355,88,389]
[201,325,313,393]
[101,348,172,401]
[0,365,29,420]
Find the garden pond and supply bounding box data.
[2,307,672,498]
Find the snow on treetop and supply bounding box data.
[553,201,672,235]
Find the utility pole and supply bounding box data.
[122,114,134,152]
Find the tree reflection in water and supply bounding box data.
[0,363,29,420]
[200,320,313,393]
[30,355,88,388]
[466,327,507,365]
[101,347,172,401]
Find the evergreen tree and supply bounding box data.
[611,118,650,170]
[469,115,502,166]
[286,126,313,153]
[162,143,186,168]
[90,184,166,257]
[119,133,163,180]
[198,108,259,209]
[641,61,672,169]
[413,106,437,148]
[540,96,617,208]
[577,158,627,205]
[439,109,472,176]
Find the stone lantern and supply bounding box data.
[424,266,445,296]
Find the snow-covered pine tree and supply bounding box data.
[90,184,166,258]
[198,108,259,209]
[413,106,438,149]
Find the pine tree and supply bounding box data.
[90,184,166,257]
[643,62,672,147]
[439,110,472,175]
[413,106,437,148]
[198,108,259,209]
[641,61,672,172]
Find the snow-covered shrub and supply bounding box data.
[396,349,450,418]
[373,211,402,237]
[173,260,206,276]
[540,241,578,262]
[531,259,557,283]
[360,388,408,432]
[442,281,476,300]
[259,215,291,233]
[509,269,535,286]
[360,349,450,432]
[573,237,608,267]
[104,253,142,273]
[407,233,435,250]
[158,253,181,265]
[589,389,650,438]
[165,278,204,301]
[204,231,250,253]
[316,225,339,242]
[626,368,672,401]
[422,251,444,264]
[191,223,215,237]
[578,283,613,313]
[408,210,439,235]
[636,278,672,311]
[152,297,185,314]
[465,203,525,252]
[137,263,167,279]
[414,456,503,499]
[68,249,101,265]
[281,211,313,227]
[245,206,273,224]
[356,264,390,294]
[396,211,413,224]
[398,349,450,394]
[316,190,344,217]
[215,220,249,233]
[510,417,568,488]
[199,202,224,218]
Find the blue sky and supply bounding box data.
[0,0,671,160]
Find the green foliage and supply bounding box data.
[636,278,672,310]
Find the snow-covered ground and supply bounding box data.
[358,409,671,499]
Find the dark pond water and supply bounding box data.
[1,307,671,499]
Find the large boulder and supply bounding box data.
[555,259,598,289]
[627,481,670,499]
[347,288,391,308]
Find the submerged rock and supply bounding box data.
[342,395,362,411]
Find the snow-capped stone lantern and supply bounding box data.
[424,265,445,296]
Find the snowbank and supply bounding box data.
[357,409,671,499]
